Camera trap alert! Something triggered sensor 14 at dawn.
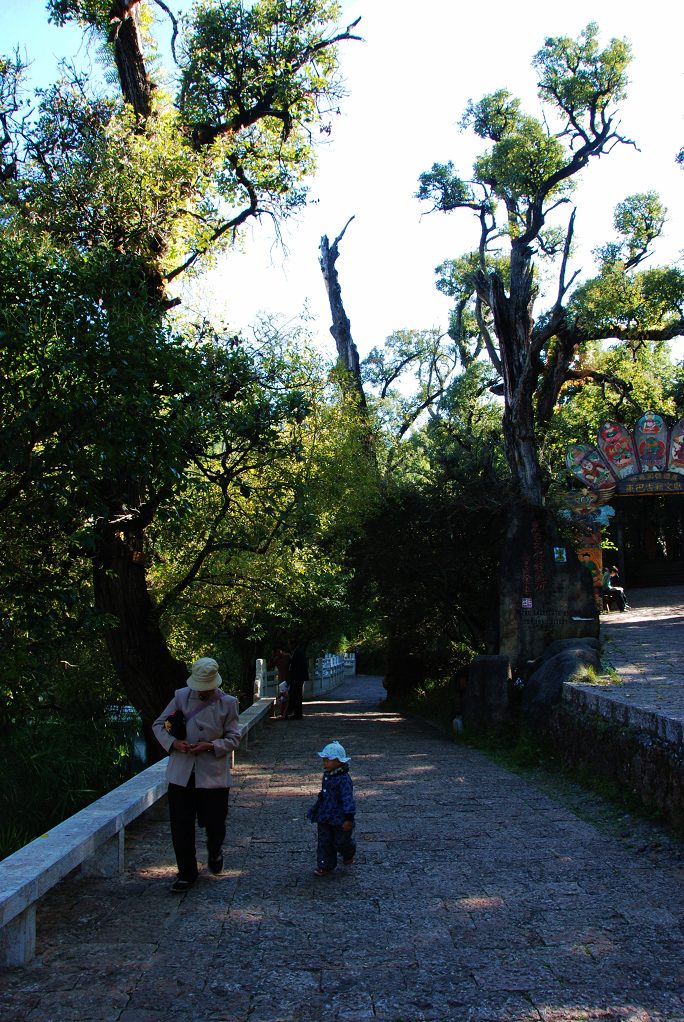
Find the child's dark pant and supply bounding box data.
[316,822,355,871]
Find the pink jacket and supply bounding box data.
[152,687,241,788]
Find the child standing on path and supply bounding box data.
[307,741,356,877]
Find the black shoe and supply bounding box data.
[208,853,224,875]
[170,877,196,893]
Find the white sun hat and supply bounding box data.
[317,741,350,763]
[187,657,223,691]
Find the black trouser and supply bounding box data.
[288,679,304,718]
[167,775,229,881]
[316,822,356,871]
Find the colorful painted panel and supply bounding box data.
[669,417,684,476]
[596,421,638,479]
[561,490,616,518]
[634,411,668,472]
[566,444,615,491]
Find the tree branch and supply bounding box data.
[165,160,260,283]
[150,0,179,64]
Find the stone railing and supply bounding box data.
[253,651,356,700]
[0,696,274,968]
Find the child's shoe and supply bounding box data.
[343,857,354,866]
[313,867,332,877]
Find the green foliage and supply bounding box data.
[0,0,374,858]
[0,713,140,857]
[533,22,631,126]
[423,23,633,239]
[594,193,668,269]
[473,111,569,218]
[179,0,342,129]
[416,162,477,213]
[384,674,462,734]
[541,339,683,495]
[0,240,198,588]
[151,323,380,662]
[569,264,684,336]
[0,0,364,733]
[47,0,112,30]
[362,328,461,462]
[349,360,509,697]
[460,89,521,142]
[3,0,354,283]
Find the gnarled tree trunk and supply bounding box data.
[93,521,187,743]
[480,243,544,507]
[110,2,153,118]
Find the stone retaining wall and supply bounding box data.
[547,700,684,831]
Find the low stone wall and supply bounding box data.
[546,701,684,831]
[462,652,684,832]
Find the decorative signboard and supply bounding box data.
[565,412,684,500]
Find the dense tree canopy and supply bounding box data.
[0,1,363,727]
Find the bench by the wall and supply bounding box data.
[0,696,274,967]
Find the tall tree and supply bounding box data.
[0,1,361,724]
[418,23,684,507]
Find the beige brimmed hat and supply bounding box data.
[187,657,223,691]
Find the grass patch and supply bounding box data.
[572,663,624,687]
[0,714,141,859]
[383,675,459,735]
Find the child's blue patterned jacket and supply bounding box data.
[306,764,355,825]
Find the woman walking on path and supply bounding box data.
[152,657,240,892]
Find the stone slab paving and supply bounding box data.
[569,586,684,734]
[2,676,684,1022]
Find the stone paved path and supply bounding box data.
[2,676,684,1022]
[599,585,684,725]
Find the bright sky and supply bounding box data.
[3,0,684,360]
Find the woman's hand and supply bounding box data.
[171,739,192,753]
[189,741,214,754]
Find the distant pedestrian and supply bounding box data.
[271,647,292,717]
[602,565,628,612]
[270,648,291,685]
[288,643,309,719]
[306,741,356,877]
[152,657,240,893]
[277,679,290,719]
